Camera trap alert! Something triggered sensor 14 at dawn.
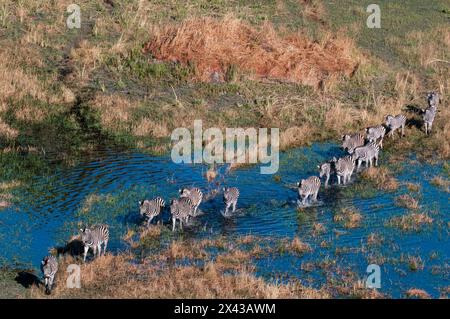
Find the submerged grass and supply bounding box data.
[387,212,433,232]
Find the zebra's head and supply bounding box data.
[318,164,328,178]
[79,227,92,244]
[139,200,147,216]
[341,135,352,150]
[384,115,393,126]
[427,91,439,106]
[179,188,191,197]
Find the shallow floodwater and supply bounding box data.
[1,143,448,298]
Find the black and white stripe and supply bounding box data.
[139,197,165,227]
[351,141,380,169]
[223,187,240,215]
[385,114,406,138]
[342,133,365,154]
[421,106,437,135]
[170,197,194,231]
[179,187,203,216]
[334,155,355,185]
[297,176,321,205]
[317,160,335,187]
[41,255,58,295]
[365,125,386,148]
[80,224,109,262]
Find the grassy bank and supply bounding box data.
[0,0,448,170]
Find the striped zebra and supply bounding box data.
[317,161,334,187]
[170,197,194,231]
[223,187,239,215]
[139,197,165,227]
[179,187,203,216]
[385,114,406,138]
[297,176,321,205]
[80,224,109,262]
[342,133,365,154]
[333,155,355,185]
[351,141,380,169]
[366,125,386,149]
[427,91,440,108]
[41,255,58,295]
[421,106,437,135]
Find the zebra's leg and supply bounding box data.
[93,245,97,258]
[325,175,329,188]
[401,124,405,137]
[180,219,183,231]
[337,175,341,185]
[302,195,307,206]
[172,218,176,232]
[97,243,101,257]
[429,123,432,134]
[313,190,318,202]
[103,240,108,256]
[83,245,89,262]
[232,201,237,212]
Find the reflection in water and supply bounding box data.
[0,143,448,297]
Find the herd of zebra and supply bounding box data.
[40,92,440,294]
[299,91,440,205]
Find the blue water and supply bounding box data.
[0,143,448,298]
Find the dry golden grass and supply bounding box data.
[280,125,315,150]
[13,104,46,123]
[0,119,19,140]
[29,253,329,299]
[388,212,433,232]
[367,233,383,246]
[360,167,399,191]
[0,52,49,104]
[132,117,170,138]
[334,207,362,229]
[300,0,326,23]
[92,93,139,132]
[395,194,420,210]
[312,222,326,236]
[405,255,424,272]
[287,237,312,254]
[430,176,450,192]
[406,288,431,299]
[405,182,420,192]
[144,15,357,87]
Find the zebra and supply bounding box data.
[41,255,58,295]
[342,133,365,154]
[333,155,355,185]
[223,187,239,215]
[421,106,437,135]
[179,187,203,216]
[139,197,165,227]
[317,161,335,187]
[351,141,380,169]
[297,176,321,205]
[365,125,386,149]
[170,197,194,231]
[427,91,439,108]
[385,114,406,138]
[80,224,109,262]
